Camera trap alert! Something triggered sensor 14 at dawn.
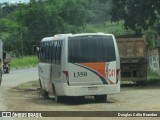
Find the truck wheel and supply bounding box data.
[136,81,147,86]
[94,95,107,102]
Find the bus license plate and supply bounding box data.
[88,87,98,91]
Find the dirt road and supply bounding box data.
[5,83,160,111]
[0,68,160,120]
[0,67,38,111]
[4,82,160,120]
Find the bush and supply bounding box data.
[11,56,38,68]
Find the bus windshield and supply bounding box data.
[68,35,116,63]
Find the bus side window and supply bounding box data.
[42,40,62,64]
[42,45,45,62]
[52,42,56,63]
[55,41,58,64]
[58,41,62,64]
[44,43,47,62]
[50,42,53,63]
[56,41,62,64]
[46,43,49,62]
[59,41,62,63]
[40,43,45,62]
[56,41,60,64]
[39,46,42,62]
[49,42,52,63]
[47,42,50,62]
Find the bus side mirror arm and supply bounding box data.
[33,45,39,53]
[32,45,40,59]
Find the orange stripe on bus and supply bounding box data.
[80,62,106,78]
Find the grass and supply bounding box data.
[147,71,160,80]
[147,71,160,85]
[12,81,40,93]
[18,81,39,89]
[10,56,38,69]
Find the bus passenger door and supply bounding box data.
[38,63,51,92]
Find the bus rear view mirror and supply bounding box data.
[32,45,39,53]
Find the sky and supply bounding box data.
[0,0,30,3]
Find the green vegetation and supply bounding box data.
[10,56,38,68]
[10,22,132,68]
[17,81,39,90]
[147,71,160,81]
[111,0,160,35]
[147,71,160,85]
[1,0,98,56]
[85,22,134,35]
[1,0,160,56]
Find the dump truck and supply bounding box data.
[116,35,147,84]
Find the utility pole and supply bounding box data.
[20,28,24,58]
[20,20,38,58]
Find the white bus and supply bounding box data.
[37,33,120,102]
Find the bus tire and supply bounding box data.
[52,84,63,102]
[55,95,60,103]
[42,91,49,99]
[94,95,107,102]
[39,79,49,99]
[0,70,2,85]
[39,79,42,89]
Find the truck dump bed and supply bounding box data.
[116,36,147,82]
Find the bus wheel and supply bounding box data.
[39,79,49,99]
[41,91,49,99]
[94,95,107,102]
[52,85,61,102]
[39,79,42,89]
[55,95,60,103]
[0,70,2,85]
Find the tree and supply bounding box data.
[10,0,92,55]
[111,0,160,35]
[90,0,112,24]
[1,0,102,55]
[0,18,21,56]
